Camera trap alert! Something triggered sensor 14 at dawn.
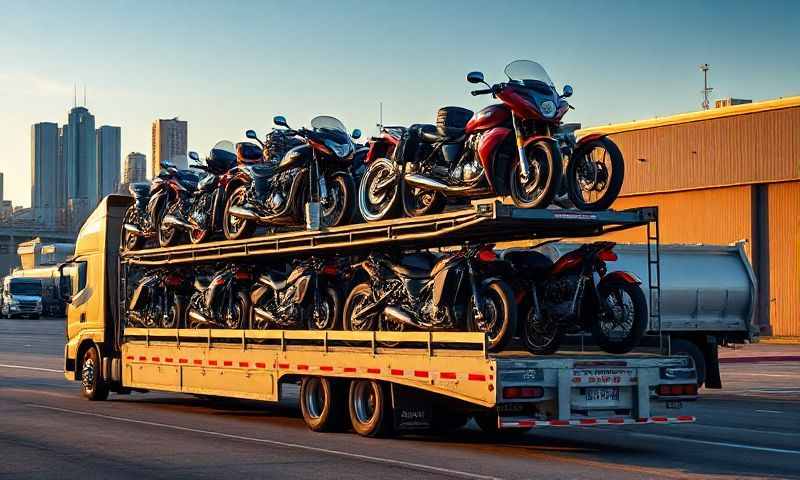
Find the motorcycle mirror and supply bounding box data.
[188,151,200,162]
[245,129,258,140]
[273,115,289,128]
[467,71,486,84]
[562,85,573,98]
[160,160,176,169]
[351,129,362,140]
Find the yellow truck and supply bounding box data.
[62,196,698,436]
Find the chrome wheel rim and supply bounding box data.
[304,378,325,419]
[599,288,634,339]
[81,357,95,390]
[353,381,377,424]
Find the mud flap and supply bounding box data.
[704,336,722,389]
[390,383,432,431]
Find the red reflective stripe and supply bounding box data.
[677,415,694,421]
[193,359,202,365]
[636,418,649,423]
[608,417,626,424]
[550,420,569,426]
[518,420,535,428]
[239,362,249,368]
[390,369,404,376]
[223,361,233,367]
[320,366,334,372]
[468,373,486,381]
[651,416,668,422]
[579,419,597,425]
[367,368,380,374]
[208,360,218,366]
[297,364,309,371]
[414,370,428,378]
[151,357,160,362]
[439,372,456,379]
[278,363,290,369]
[125,356,134,360]
[255,362,266,369]
[179,358,188,364]
[164,357,173,363]
[343,367,357,373]
[138,356,146,361]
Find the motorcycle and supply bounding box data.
[122,161,201,251]
[159,141,240,245]
[342,245,516,351]
[359,60,576,222]
[502,241,647,354]
[127,268,192,328]
[222,115,359,239]
[250,257,343,330]
[186,265,253,329]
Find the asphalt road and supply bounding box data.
[1,318,798,480]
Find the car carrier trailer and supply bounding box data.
[61,196,697,436]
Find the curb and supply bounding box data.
[719,355,800,364]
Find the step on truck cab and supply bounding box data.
[62,195,698,435]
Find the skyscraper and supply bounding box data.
[151,117,187,177]
[63,106,97,226]
[31,122,60,226]
[96,125,121,198]
[123,152,147,184]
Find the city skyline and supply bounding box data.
[1,0,799,207]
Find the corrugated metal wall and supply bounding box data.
[768,181,800,337]
[607,106,800,195]
[601,186,753,258]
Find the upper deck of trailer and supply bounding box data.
[120,199,657,266]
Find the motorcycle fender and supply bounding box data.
[575,133,608,149]
[294,275,312,304]
[432,265,462,307]
[479,276,505,290]
[147,190,168,220]
[225,169,253,195]
[129,275,160,310]
[250,284,271,306]
[477,127,512,184]
[602,271,642,285]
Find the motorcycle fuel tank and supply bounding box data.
[279,144,311,172]
[465,104,510,135]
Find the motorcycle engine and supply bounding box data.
[543,275,579,322]
[190,193,212,227]
[451,156,483,183]
[268,191,285,211]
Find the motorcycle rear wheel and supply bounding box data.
[566,137,624,211]
[467,280,517,352]
[224,292,250,330]
[521,305,563,355]
[157,204,181,247]
[223,185,257,240]
[509,140,561,209]
[305,286,340,330]
[121,207,144,251]
[401,179,446,217]
[358,158,401,222]
[590,280,647,354]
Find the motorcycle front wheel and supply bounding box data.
[306,286,340,330]
[121,206,144,251]
[467,280,517,352]
[521,304,563,355]
[566,137,624,211]
[590,280,647,354]
[358,158,401,222]
[223,185,257,240]
[343,283,378,331]
[162,294,185,329]
[321,174,355,228]
[223,291,250,330]
[509,140,562,209]
[157,203,181,247]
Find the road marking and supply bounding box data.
[681,422,800,438]
[0,363,62,373]
[630,432,800,455]
[755,410,783,414]
[724,373,800,378]
[29,404,503,480]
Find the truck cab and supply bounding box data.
[2,276,44,319]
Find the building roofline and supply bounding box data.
[578,95,800,136]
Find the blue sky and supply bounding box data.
[1,0,798,206]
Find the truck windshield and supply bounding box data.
[9,280,42,296]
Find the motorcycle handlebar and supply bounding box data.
[470,88,493,96]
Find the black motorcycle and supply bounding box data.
[342,246,516,351]
[122,161,200,251]
[502,241,648,355]
[127,268,192,328]
[222,115,359,239]
[159,141,239,245]
[186,265,252,329]
[250,257,343,330]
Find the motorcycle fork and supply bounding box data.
[512,115,531,181]
[467,260,485,321]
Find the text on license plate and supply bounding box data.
[586,387,620,402]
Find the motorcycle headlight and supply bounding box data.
[540,100,556,118]
[324,139,353,159]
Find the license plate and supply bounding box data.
[586,387,620,402]
[666,400,683,409]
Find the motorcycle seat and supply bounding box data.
[390,264,430,279]
[418,126,464,144]
[258,271,287,291]
[502,250,554,277]
[390,252,435,279]
[193,277,211,292]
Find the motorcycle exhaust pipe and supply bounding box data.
[188,309,209,325]
[162,214,194,230]
[404,173,480,193]
[253,307,275,325]
[123,223,143,235]
[227,205,261,221]
[383,306,417,328]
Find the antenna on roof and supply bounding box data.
[73,83,77,108]
[699,64,713,110]
[83,85,87,107]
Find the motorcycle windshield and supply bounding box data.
[212,140,236,154]
[310,115,352,158]
[311,115,348,134]
[504,60,555,87]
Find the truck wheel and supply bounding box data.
[300,377,346,432]
[81,345,109,401]
[671,338,707,387]
[348,380,393,437]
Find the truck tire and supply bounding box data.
[671,338,707,387]
[300,377,347,432]
[348,380,393,437]
[81,345,109,401]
